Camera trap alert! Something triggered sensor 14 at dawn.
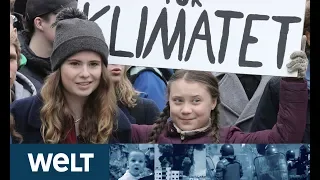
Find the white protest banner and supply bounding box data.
[78,0,306,76]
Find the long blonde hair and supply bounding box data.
[40,66,117,144]
[114,66,139,108]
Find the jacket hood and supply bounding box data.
[13,71,37,100]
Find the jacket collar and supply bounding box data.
[13,72,37,100]
[172,121,212,137]
[166,121,212,141]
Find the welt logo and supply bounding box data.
[10,145,110,180]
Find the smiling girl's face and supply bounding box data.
[60,51,102,98]
[169,79,217,131]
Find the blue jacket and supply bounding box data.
[10,94,132,144]
[134,72,167,111]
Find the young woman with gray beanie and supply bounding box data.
[10,8,132,144]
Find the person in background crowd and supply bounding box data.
[250,0,310,143]
[11,0,28,68]
[127,66,174,111]
[10,0,34,144]
[212,66,273,131]
[10,32,37,104]
[10,36,26,144]
[107,65,160,125]
[10,0,25,32]
[10,0,17,38]
[212,71,271,132]
[13,0,27,16]
[130,46,308,143]
[10,0,37,102]
[10,8,131,144]
[18,0,78,92]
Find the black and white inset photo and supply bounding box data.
[206,144,310,180]
[109,144,155,180]
[154,144,206,180]
[206,144,255,180]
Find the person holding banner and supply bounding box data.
[250,0,310,144]
[107,64,160,125]
[131,51,308,143]
[10,8,132,144]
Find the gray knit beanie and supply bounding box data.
[51,18,109,71]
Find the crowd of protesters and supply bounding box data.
[10,0,310,144]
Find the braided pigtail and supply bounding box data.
[209,98,220,143]
[148,102,170,143]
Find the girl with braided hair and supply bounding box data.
[131,61,308,143]
[146,70,221,143]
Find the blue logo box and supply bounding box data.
[10,144,110,180]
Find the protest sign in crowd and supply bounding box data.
[9,0,310,145]
[9,0,311,179]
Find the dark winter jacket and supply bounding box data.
[250,76,310,143]
[18,31,52,92]
[10,94,132,143]
[118,97,160,125]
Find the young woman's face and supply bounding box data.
[106,64,125,83]
[169,79,217,131]
[60,51,102,98]
[128,152,145,177]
